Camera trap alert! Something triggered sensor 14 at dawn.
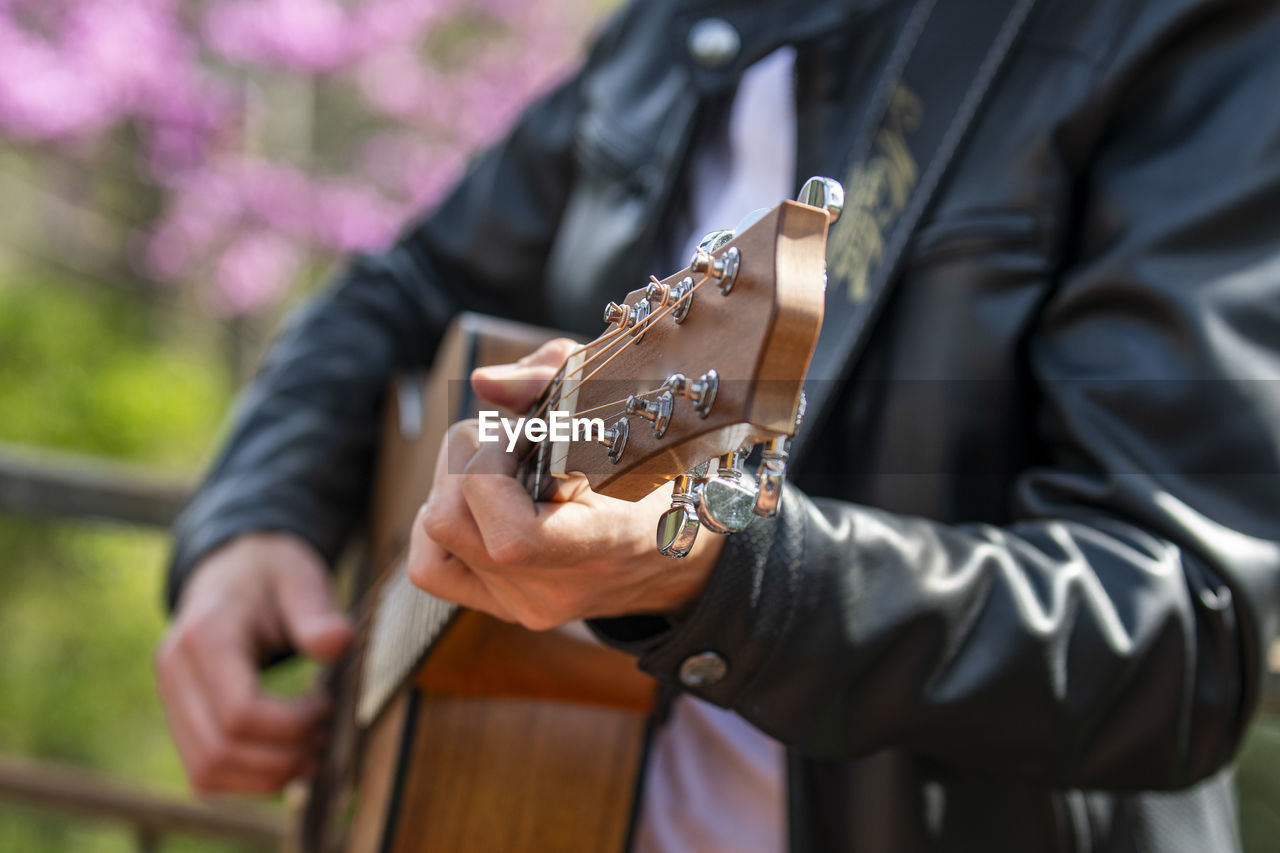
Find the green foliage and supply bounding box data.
[1238,717,1280,852]
[0,275,230,469]
[0,270,271,850]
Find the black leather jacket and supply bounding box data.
[169,0,1280,850]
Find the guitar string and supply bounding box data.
[520,269,713,430]
[515,296,711,475]
[348,264,723,701]
[570,388,664,420]
[536,275,670,389]
[515,272,717,470]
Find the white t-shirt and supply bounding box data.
[633,45,797,853]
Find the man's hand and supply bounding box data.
[155,533,352,795]
[406,339,725,630]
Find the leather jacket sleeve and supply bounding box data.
[165,14,634,609]
[593,2,1280,792]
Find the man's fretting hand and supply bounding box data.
[406,338,724,629]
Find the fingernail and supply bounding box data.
[476,363,519,378]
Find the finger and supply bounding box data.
[269,556,353,663]
[184,620,330,746]
[459,440,547,566]
[405,534,505,618]
[470,338,578,411]
[419,422,491,563]
[163,659,315,793]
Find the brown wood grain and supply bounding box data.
[388,696,647,853]
[347,692,411,853]
[416,610,656,712]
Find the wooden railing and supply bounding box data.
[0,443,284,851]
[0,757,283,852]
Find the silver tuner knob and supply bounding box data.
[626,388,674,437]
[658,470,705,558]
[695,228,735,257]
[690,246,741,295]
[754,435,790,518]
[699,449,758,534]
[733,207,770,234]
[754,392,803,517]
[665,370,718,418]
[669,276,695,323]
[598,417,628,464]
[798,176,845,224]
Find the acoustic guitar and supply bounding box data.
[298,178,844,852]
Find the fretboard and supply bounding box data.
[355,383,561,727]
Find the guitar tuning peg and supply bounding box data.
[603,301,629,326]
[733,207,770,234]
[664,370,718,418]
[626,389,674,437]
[754,392,804,518]
[657,463,708,558]
[669,276,695,323]
[690,246,741,295]
[753,435,789,518]
[690,228,741,295]
[698,448,757,534]
[598,417,628,464]
[695,228,735,256]
[798,176,845,223]
[645,277,669,306]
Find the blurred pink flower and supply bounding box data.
[313,180,403,252]
[205,0,359,73]
[210,230,302,315]
[235,160,316,241]
[0,0,602,315]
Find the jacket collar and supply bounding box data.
[669,0,894,94]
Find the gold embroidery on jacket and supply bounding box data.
[827,83,922,303]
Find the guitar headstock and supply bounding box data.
[533,177,842,555]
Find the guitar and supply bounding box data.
[298,178,844,853]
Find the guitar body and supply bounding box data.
[310,314,656,853]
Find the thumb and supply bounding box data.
[271,557,353,662]
[471,337,578,412]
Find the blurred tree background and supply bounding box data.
[0,1,1277,852]
[0,0,604,849]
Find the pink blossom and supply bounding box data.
[312,180,403,252]
[205,0,360,73]
[234,160,317,241]
[210,230,302,315]
[0,0,603,316]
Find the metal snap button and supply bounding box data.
[687,18,740,69]
[679,651,729,687]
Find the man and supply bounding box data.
[156,0,1280,849]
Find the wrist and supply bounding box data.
[646,529,726,619]
[177,531,324,612]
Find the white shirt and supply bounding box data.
[634,45,797,853]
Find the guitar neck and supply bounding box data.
[356,380,562,727]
